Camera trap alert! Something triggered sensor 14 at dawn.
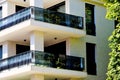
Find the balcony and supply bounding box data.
[0,50,84,72]
[0,6,83,31]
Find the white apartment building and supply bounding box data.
[0,0,114,80]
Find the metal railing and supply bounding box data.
[0,7,31,30]
[0,51,32,71]
[0,50,85,72]
[0,6,83,31]
[31,7,83,29]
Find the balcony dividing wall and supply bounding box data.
[30,0,43,8]
[2,41,16,59]
[0,7,31,30]
[2,1,15,18]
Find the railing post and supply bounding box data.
[65,14,70,26]
[78,17,83,29]
[30,7,35,19]
[31,50,35,64]
[80,57,84,71]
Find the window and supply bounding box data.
[0,46,2,59]
[0,7,2,19]
[85,3,96,36]
[86,43,96,75]
[16,5,25,12]
[115,20,119,29]
[16,44,30,54]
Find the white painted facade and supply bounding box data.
[0,0,114,80]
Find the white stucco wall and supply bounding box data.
[94,6,114,80]
[30,0,43,8]
[66,37,86,57]
[2,1,15,18]
[66,0,85,17]
[85,3,114,80]
[65,0,114,80]
[2,41,16,59]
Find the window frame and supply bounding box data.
[0,45,2,59]
[85,3,96,36]
[0,6,2,19]
[86,43,97,75]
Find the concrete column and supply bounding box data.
[30,0,43,8]
[65,0,70,14]
[66,38,70,56]
[2,1,15,18]
[30,31,44,51]
[31,74,44,80]
[2,41,16,59]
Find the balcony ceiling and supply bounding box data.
[43,0,65,8]
[0,19,85,47]
[81,0,103,5]
[7,0,65,8]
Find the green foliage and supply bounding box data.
[102,0,120,80]
[107,24,120,80]
[103,1,120,21]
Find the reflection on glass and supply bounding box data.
[0,50,84,72]
[0,7,83,31]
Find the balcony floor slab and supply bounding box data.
[0,65,87,80]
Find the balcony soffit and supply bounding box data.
[81,0,104,6]
[6,0,65,8]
